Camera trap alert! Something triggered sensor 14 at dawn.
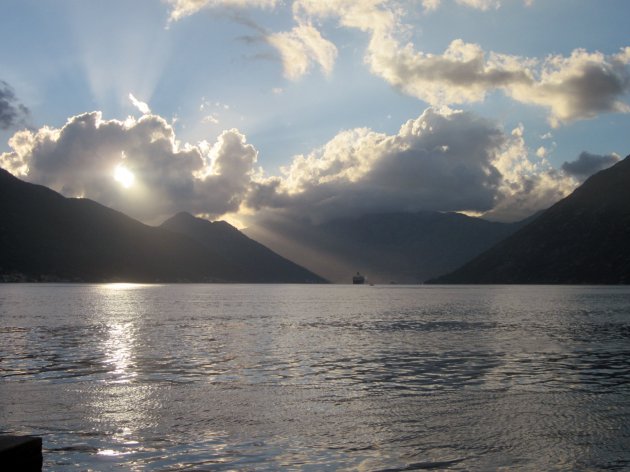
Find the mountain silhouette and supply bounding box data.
[0,168,324,283]
[160,212,325,283]
[245,211,533,284]
[430,155,630,284]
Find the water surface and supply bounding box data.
[1,284,629,470]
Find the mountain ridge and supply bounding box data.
[0,168,324,283]
[160,211,326,283]
[245,210,534,284]
[429,154,630,284]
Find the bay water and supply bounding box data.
[1,284,629,470]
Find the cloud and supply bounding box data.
[247,107,574,222]
[367,35,630,125]
[293,0,396,34]
[508,48,630,126]
[202,114,220,124]
[266,22,338,80]
[426,0,535,10]
[0,111,258,223]
[286,2,630,125]
[561,151,621,180]
[481,124,576,221]
[129,93,151,114]
[0,80,30,130]
[1,106,578,225]
[165,0,278,21]
[163,1,630,124]
[456,0,501,10]
[421,0,441,12]
[367,38,533,105]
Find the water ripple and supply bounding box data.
[1,284,630,471]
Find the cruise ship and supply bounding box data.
[352,272,366,284]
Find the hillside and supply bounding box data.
[160,212,325,283]
[245,211,532,284]
[0,168,323,283]
[430,155,630,284]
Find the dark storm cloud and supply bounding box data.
[561,151,621,180]
[0,80,30,130]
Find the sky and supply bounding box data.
[1,0,629,227]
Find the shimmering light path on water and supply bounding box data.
[1,284,629,470]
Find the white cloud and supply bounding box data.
[367,38,533,105]
[164,1,630,124]
[444,0,535,9]
[0,112,258,223]
[266,22,338,80]
[484,124,576,221]
[456,0,501,10]
[294,2,630,125]
[421,0,441,12]
[509,48,630,126]
[365,31,630,125]
[202,114,220,124]
[165,0,278,21]
[248,107,575,222]
[129,93,151,115]
[1,106,580,225]
[293,0,396,34]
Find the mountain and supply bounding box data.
[430,155,630,284]
[160,212,325,283]
[0,168,324,283]
[244,211,533,284]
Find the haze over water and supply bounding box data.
[1,284,629,471]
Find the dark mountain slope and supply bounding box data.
[430,155,630,284]
[0,168,242,282]
[160,212,325,283]
[245,211,532,284]
[0,169,320,283]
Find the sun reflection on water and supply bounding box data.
[97,448,126,457]
[104,321,137,382]
[2,284,630,470]
[100,283,157,291]
[87,283,149,462]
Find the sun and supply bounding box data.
[114,164,135,189]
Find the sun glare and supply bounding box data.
[114,164,135,189]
